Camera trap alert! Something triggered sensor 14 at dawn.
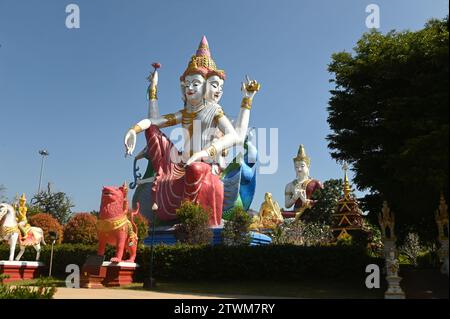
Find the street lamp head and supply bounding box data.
[39,150,49,156]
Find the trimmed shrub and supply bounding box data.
[222,207,252,246]
[174,201,213,245]
[63,213,97,245]
[0,244,382,282]
[29,213,63,244]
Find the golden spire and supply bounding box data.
[342,162,351,199]
[293,144,311,167]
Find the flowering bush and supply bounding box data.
[272,219,334,246]
[63,213,97,245]
[29,213,64,244]
[399,232,423,266]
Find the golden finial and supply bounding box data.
[293,144,311,167]
[342,162,351,199]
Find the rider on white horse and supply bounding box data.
[0,202,45,261]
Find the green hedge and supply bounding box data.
[0,244,383,282]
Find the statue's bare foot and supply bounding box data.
[110,257,121,263]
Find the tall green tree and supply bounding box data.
[327,17,449,244]
[302,179,345,225]
[31,183,74,224]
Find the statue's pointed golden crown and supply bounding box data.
[180,36,226,81]
[20,193,26,202]
[293,144,310,167]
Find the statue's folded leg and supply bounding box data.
[145,125,179,174]
[145,125,184,220]
[185,162,223,226]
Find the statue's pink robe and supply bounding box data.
[145,126,223,226]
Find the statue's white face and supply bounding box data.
[205,75,224,104]
[295,160,309,177]
[183,74,206,106]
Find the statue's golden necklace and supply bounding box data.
[181,104,206,141]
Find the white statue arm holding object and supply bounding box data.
[185,114,238,166]
[235,76,260,143]
[148,70,159,119]
[124,112,182,157]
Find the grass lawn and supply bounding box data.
[5,266,447,299]
[7,277,383,298]
[117,279,385,299]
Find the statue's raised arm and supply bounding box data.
[124,66,183,157]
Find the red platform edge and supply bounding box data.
[0,261,45,283]
[80,262,139,288]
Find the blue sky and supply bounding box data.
[0,0,448,213]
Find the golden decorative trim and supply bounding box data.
[132,124,143,134]
[97,215,129,233]
[1,225,19,237]
[162,113,178,127]
[241,97,252,110]
[214,109,225,122]
[245,81,261,93]
[206,145,218,158]
[149,87,157,100]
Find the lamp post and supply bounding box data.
[48,230,58,277]
[37,150,49,194]
[144,202,158,289]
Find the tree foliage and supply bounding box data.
[327,17,449,243]
[222,206,252,246]
[302,179,346,225]
[31,184,74,224]
[29,213,64,244]
[174,201,213,245]
[63,213,97,245]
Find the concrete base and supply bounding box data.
[0,261,45,283]
[385,275,405,299]
[80,262,139,288]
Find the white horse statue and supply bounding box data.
[0,203,45,261]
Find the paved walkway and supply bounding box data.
[54,287,246,299]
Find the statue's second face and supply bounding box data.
[183,74,206,106]
[205,75,224,104]
[295,160,309,177]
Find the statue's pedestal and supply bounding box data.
[281,210,297,219]
[143,226,272,246]
[0,261,45,283]
[80,262,139,288]
[385,275,405,299]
